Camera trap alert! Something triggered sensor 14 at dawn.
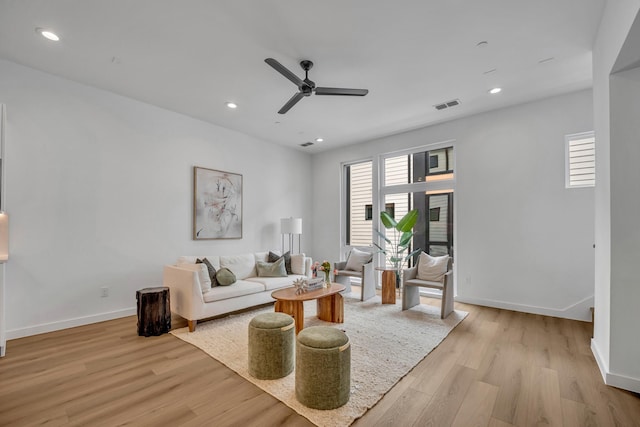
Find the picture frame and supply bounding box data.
[193,166,242,239]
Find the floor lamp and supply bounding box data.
[281,217,302,254]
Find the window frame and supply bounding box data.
[565,131,595,189]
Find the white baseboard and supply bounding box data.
[591,339,640,393]
[6,307,137,340]
[591,338,608,383]
[454,294,594,321]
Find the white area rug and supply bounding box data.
[171,294,467,426]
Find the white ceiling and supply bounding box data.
[0,0,605,152]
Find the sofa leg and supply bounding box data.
[188,320,197,332]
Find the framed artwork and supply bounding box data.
[193,166,242,239]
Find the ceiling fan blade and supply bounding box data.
[315,87,369,96]
[278,92,305,114]
[265,58,304,87]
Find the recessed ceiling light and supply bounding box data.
[315,138,324,143]
[489,87,502,94]
[36,27,59,41]
[225,102,237,109]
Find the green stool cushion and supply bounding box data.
[297,326,349,349]
[296,326,351,410]
[248,312,294,380]
[250,312,295,329]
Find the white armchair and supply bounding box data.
[402,255,454,319]
[334,247,376,301]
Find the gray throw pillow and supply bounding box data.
[216,267,236,286]
[256,258,288,277]
[268,251,292,275]
[196,258,218,287]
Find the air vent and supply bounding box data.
[434,99,461,111]
[300,142,314,147]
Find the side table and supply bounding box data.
[376,268,397,304]
[136,287,171,336]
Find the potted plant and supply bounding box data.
[374,209,421,287]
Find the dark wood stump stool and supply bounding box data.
[136,287,171,336]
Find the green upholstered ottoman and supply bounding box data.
[295,326,351,410]
[248,312,295,379]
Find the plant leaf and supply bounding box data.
[372,243,387,254]
[380,211,397,229]
[399,231,413,246]
[396,209,419,232]
[404,248,422,261]
[375,229,392,245]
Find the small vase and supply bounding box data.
[324,271,331,288]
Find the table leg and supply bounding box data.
[317,293,344,323]
[275,299,304,334]
[381,270,396,304]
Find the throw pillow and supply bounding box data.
[416,252,449,282]
[256,258,288,277]
[196,258,218,287]
[268,251,292,275]
[216,267,237,286]
[180,263,212,293]
[345,247,373,271]
[290,253,306,275]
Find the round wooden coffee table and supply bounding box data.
[271,284,346,334]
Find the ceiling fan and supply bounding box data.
[265,58,369,114]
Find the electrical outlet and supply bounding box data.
[101,287,109,298]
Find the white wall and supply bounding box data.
[312,89,595,321]
[609,66,640,388]
[0,59,312,338]
[591,0,640,393]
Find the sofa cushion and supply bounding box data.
[246,274,306,291]
[179,263,211,293]
[416,252,449,282]
[216,267,237,286]
[290,253,306,275]
[335,269,362,278]
[256,258,288,277]
[345,248,372,271]
[202,280,265,303]
[196,258,218,287]
[268,251,292,274]
[220,253,256,279]
[254,252,269,262]
[178,256,220,269]
[405,278,445,290]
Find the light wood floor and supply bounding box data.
[1,292,639,426]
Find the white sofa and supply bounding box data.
[163,252,312,331]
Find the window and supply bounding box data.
[381,144,455,267]
[384,147,454,185]
[343,143,455,272]
[345,161,373,246]
[365,203,394,221]
[566,132,595,188]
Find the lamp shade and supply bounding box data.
[280,217,302,235]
